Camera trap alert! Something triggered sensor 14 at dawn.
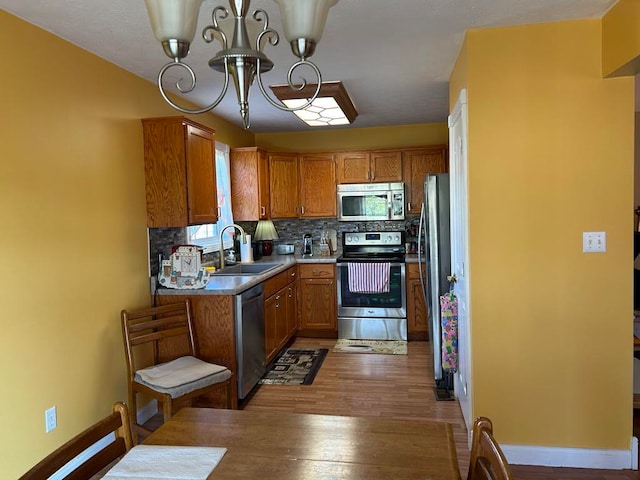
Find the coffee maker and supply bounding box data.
[302,234,313,256]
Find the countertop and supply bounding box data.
[156,252,341,296]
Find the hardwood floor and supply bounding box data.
[143,337,639,479]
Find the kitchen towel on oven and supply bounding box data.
[347,262,391,293]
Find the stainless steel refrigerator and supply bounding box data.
[417,173,453,400]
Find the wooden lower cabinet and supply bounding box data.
[298,263,337,336]
[406,263,429,341]
[264,266,298,363]
[155,294,238,408]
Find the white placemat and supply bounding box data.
[103,445,227,480]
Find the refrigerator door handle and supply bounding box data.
[417,202,427,304]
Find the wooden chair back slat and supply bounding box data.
[129,326,191,347]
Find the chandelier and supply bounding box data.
[144,0,340,129]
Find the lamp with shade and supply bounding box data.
[253,220,279,255]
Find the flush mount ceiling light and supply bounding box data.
[143,0,339,129]
[270,81,357,127]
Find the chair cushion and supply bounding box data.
[135,356,231,399]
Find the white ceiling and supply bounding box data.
[0,0,619,133]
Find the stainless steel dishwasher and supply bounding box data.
[235,283,266,400]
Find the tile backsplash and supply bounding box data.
[148,216,420,275]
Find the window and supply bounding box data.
[186,142,235,253]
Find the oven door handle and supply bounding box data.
[337,262,405,268]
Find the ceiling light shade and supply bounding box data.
[144,0,204,58]
[143,0,340,129]
[270,81,357,127]
[273,0,339,58]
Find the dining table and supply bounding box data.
[141,407,462,479]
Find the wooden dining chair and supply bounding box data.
[467,417,514,480]
[121,299,233,437]
[19,402,133,480]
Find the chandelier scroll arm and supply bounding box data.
[255,58,322,112]
[156,59,231,115]
[203,6,229,50]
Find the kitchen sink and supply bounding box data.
[212,263,281,276]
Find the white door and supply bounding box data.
[448,90,473,432]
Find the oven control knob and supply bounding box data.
[386,235,392,243]
[394,235,400,243]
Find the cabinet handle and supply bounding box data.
[261,206,266,217]
[407,202,411,211]
[275,295,280,307]
[217,207,222,217]
[366,171,370,180]
[290,272,296,277]
[371,171,376,180]
[301,205,305,215]
[288,287,293,298]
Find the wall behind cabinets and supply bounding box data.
[255,123,448,152]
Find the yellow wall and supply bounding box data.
[0,10,251,477]
[602,0,640,77]
[450,19,634,449]
[255,123,448,152]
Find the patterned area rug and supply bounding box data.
[259,348,328,385]
[333,339,408,355]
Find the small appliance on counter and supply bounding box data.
[302,234,313,256]
[275,244,295,255]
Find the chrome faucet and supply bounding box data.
[219,223,247,270]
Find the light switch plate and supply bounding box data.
[583,232,606,253]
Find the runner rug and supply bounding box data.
[333,339,408,355]
[259,348,328,385]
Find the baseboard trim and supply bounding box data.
[137,399,158,425]
[502,437,638,470]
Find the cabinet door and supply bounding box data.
[285,282,298,339]
[407,278,429,339]
[403,147,447,215]
[336,151,370,183]
[230,147,270,221]
[185,124,218,225]
[269,153,299,218]
[370,150,402,182]
[276,286,289,351]
[299,153,336,217]
[300,278,336,330]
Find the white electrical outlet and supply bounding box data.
[583,231,606,253]
[45,406,57,433]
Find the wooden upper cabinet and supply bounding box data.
[370,150,403,182]
[402,146,448,215]
[142,117,217,227]
[268,152,299,218]
[230,147,270,221]
[336,151,370,183]
[337,150,402,183]
[299,153,336,218]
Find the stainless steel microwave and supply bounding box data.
[337,182,405,221]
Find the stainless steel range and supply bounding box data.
[336,231,407,340]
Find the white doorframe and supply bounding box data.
[448,89,473,434]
